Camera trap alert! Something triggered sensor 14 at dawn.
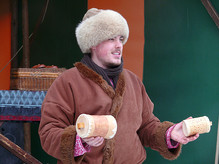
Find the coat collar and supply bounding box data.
[74,62,125,103]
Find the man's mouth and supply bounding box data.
[112,51,121,55]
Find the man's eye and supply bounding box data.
[120,37,124,42]
[109,38,114,41]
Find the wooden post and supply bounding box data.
[215,117,219,164]
[24,123,31,154]
[22,0,30,68]
[0,134,42,164]
[22,0,31,155]
[10,0,18,68]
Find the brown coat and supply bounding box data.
[38,62,182,164]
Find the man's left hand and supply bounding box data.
[171,117,199,144]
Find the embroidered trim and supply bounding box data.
[166,124,179,149]
[74,134,91,157]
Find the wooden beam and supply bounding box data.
[0,134,42,164]
[201,0,219,29]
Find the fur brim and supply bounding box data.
[76,9,129,53]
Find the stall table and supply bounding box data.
[0,90,45,164]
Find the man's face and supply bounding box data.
[91,36,124,69]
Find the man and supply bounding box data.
[38,8,199,164]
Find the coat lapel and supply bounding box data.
[75,62,115,99]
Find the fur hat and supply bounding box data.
[76,8,129,53]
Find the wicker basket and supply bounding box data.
[10,68,66,91]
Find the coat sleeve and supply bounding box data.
[60,125,85,164]
[152,121,182,160]
[38,72,85,163]
[137,84,182,160]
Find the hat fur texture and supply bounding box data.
[76,8,129,53]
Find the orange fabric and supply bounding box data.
[88,0,144,80]
[0,0,11,90]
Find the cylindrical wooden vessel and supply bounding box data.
[76,114,117,139]
[182,116,212,137]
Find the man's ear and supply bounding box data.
[90,46,96,54]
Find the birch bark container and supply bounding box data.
[76,114,117,139]
[182,116,212,137]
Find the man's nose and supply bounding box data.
[115,39,122,48]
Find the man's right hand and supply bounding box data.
[82,136,104,147]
